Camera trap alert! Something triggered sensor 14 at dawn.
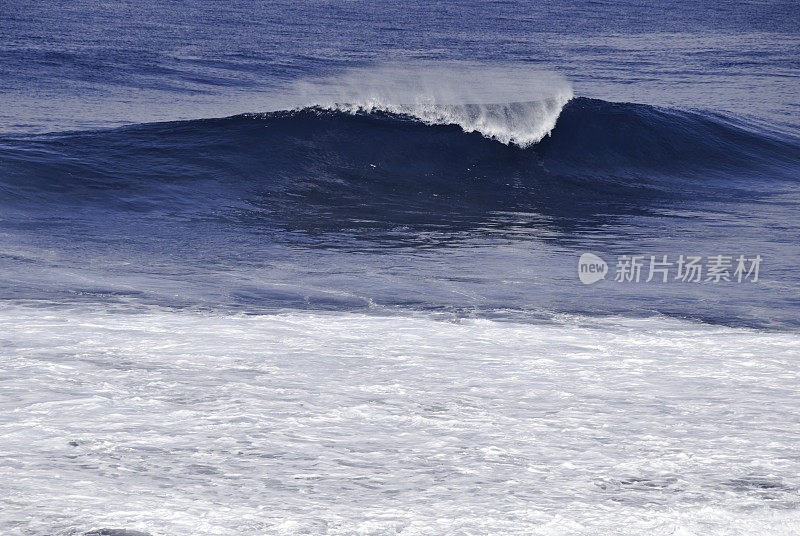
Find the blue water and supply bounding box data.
[2,0,799,328]
[2,1,800,535]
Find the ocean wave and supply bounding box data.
[0,97,797,228]
[1,96,798,327]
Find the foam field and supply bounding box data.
[2,304,798,535]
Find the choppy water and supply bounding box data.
[1,0,799,534]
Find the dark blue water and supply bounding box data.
[1,0,799,328]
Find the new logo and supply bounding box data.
[578,253,608,285]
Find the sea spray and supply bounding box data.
[290,63,574,147]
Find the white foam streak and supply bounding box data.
[291,63,574,147]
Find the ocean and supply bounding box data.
[1,1,799,535]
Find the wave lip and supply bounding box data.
[319,98,571,148]
[290,63,574,147]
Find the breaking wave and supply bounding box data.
[288,64,574,147]
[0,92,798,326]
[1,98,796,213]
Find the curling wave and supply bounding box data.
[307,99,571,148]
[0,97,797,232]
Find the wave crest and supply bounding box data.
[290,63,573,147]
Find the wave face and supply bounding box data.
[2,98,797,216]
[1,97,799,328]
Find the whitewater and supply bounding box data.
[288,65,574,147]
[3,304,800,536]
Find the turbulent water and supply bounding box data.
[1,0,800,535]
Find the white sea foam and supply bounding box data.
[2,304,799,535]
[291,63,574,147]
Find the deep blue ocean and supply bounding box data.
[1,1,800,535]
[2,0,799,328]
